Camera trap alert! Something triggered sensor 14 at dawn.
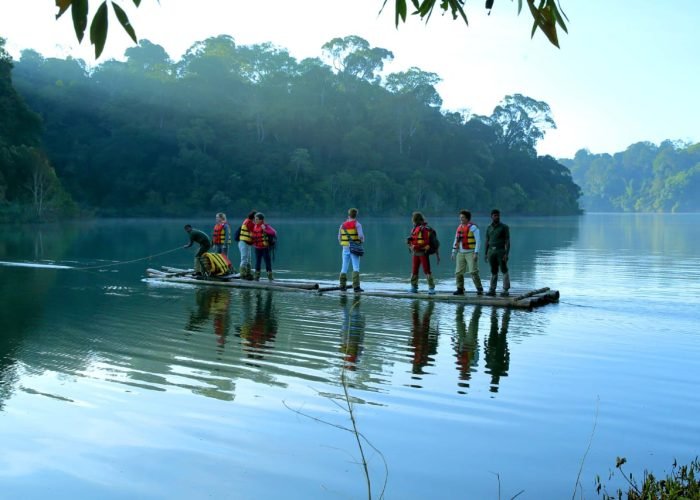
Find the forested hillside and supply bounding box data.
[0,38,76,222]
[6,35,582,218]
[562,141,700,212]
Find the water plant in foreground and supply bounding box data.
[595,456,700,499]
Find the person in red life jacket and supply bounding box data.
[211,212,231,257]
[251,212,277,281]
[337,207,365,292]
[406,211,439,294]
[237,210,257,280]
[450,210,484,295]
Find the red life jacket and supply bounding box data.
[409,224,430,251]
[455,223,477,250]
[212,222,230,245]
[252,223,274,248]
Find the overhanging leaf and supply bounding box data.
[112,2,138,43]
[90,1,109,58]
[55,0,72,19]
[71,0,88,42]
[132,0,141,6]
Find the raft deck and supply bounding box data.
[145,267,559,310]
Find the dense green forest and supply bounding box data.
[2,35,584,220]
[0,38,76,222]
[562,141,700,212]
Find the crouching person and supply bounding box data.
[184,224,212,276]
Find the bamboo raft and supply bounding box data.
[145,267,559,310]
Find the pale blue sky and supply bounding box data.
[1,0,698,158]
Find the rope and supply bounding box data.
[72,246,183,271]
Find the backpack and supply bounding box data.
[426,226,440,255]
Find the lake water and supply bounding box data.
[1,214,699,499]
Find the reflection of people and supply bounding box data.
[339,295,365,370]
[484,308,511,392]
[212,212,231,257]
[407,212,439,295]
[183,224,212,276]
[237,291,278,359]
[237,210,257,280]
[338,207,365,293]
[252,212,277,281]
[408,301,438,376]
[185,288,233,346]
[454,304,481,389]
[451,210,484,295]
[485,209,511,297]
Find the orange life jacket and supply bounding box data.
[454,223,477,250]
[212,222,230,245]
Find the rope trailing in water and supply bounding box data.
[73,246,183,271]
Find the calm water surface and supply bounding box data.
[1,214,699,499]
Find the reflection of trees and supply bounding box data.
[453,305,481,393]
[236,290,278,361]
[185,287,232,347]
[408,301,438,380]
[484,308,511,393]
[339,295,365,371]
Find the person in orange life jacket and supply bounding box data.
[211,212,231,257]
[406,211,440,294]
[252,212,277,281]
[237,210,257,280]
[183,224,211,276]
[338,207,365,292]
[450,210,484,295]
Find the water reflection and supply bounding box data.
[453,304,482,394]
[408,301,438,384]
[236,290,278,361]
[484,308,511,393]
[339,295,365,371]
[185,288,233,347]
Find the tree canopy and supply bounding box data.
[6,34,582,219]
[53,0,569,58]
[562,141,700,212]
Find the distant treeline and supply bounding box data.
[562,141,700,212]
[2,35,584,221]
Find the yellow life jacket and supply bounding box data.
[340,220,360,246]
[239,219,254,244]
[201,252,232,276]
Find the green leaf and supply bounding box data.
[112,2,138,43]
[398,0,408,23]
[90,1,109,58]
[55,0,72,19]
[71,0,88,42]
[132,0,141,6]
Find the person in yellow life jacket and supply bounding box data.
[252,212,277,281]
[237,210,257,280]
[338,207,365,292]
[211,212,231,257]
[406,211,439,294]
[450,210,484,295]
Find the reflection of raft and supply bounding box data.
[145,267,559,310]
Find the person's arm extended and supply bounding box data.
[355,222,365,242]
